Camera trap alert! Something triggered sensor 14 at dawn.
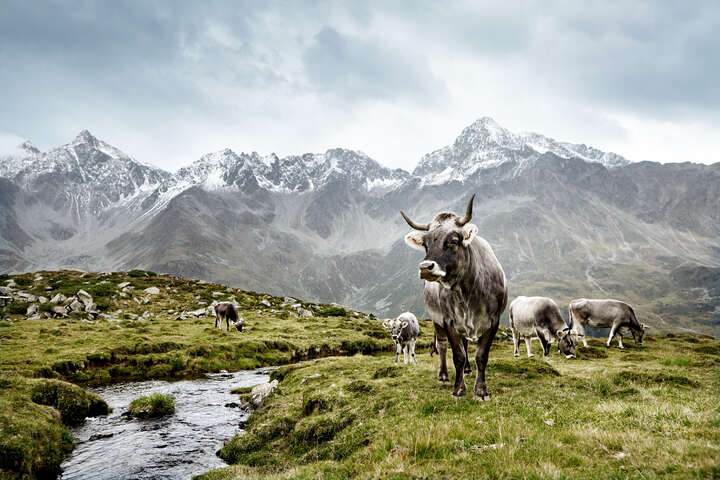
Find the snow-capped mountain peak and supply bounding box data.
[414,117,631,185]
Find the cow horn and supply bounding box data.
[400,211,429,231]
[456,194,475,226]
[568,314,574,331]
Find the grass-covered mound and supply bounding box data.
[127,393,175,419]
[204,334,720,480]
[0,378,109,479]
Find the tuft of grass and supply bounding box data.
[127,393,175,419]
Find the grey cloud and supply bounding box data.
[301,26,447,103]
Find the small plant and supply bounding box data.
[127,393,175,419]
[318,306,346,317]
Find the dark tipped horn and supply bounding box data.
[568,313,574,331]
[400,210,429,231]
[456,194,475,226]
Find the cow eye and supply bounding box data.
[446,238,458,248]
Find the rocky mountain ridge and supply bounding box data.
[1,118,718,335]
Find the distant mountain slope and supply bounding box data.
[1,118,718,335]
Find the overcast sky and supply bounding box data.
[1,1,719,171]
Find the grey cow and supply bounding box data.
[382,312,420,364]
[569,298,646,349]
[509,296,576,359]
[214,302,244,332]
[402,194,508,400]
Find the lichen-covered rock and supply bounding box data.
[50,293,67,304]
[143,287,160,295]
[76,289,93,305]
[250,379,279,408]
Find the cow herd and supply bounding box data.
[382,194,649,400]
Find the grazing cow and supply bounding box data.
[569,298,646,349]
[402,194,508,400]
[214,302,243,332]
[382,312,420,364]
[509,296,576,359]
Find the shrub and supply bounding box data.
[127,270,157,278]
[127,393,175,419]
[6,302,30,315]
[13,276,33,287]
[318,306,347,317]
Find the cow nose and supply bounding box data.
[419,261,436,271]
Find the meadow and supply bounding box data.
[0,270,718,479]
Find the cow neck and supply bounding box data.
[450,247,480,313]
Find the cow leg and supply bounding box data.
[215,314,220,329]
[573,318,588,347]
[445,327,467,397]
[395,342,401,363]
[462,337,472,374]
[404,344,409,364]
[433,323,450,382]
[616,333,624,349]
[473,319,499,401]
[524,337,534,358]
[226,317,230,332]
[512,329,520,357]
[607,324,618,348]
[539,334,551,356]
[410,340,418,364]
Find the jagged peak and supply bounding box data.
[73,129,98,145]
[19,141,40,154]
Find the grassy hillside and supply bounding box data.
[202,336,720,480]
[0,269,417,479]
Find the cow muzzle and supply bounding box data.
[419,261,446,281]
[565,354,576,359]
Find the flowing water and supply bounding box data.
[59,368,272,480]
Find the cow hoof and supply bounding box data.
[452,390,466,398]
[527,354,534,358]
[464,367,472,375]
[474,394,491,402]
[438,373,450,382]
[513,353,519,358]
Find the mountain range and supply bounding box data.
[1,117,718,335]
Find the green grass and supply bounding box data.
[127,393,175,419]
[202,336,720,480]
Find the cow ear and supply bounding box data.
[556,329,567,339]
[462,223,478,246]
[401,321,408,328]
[404,231,425,251]
[382,320,389,329]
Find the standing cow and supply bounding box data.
[402,194,507,400]
[569,298,645,349]
[214,302,243,332]
[382,312,420,364]
[509,296,576,359]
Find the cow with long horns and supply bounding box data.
[401,195,508,400]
